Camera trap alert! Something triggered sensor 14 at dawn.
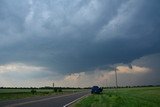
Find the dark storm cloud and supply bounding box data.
[131,53,160,85]
[0,0,160,73]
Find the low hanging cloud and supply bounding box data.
[116,65,150,74]
[58,65,151,87]
[0,63,62,87]
[54,53,160,87]
[0,53,159,87]
[0,63,45,74]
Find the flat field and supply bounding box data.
[75,87,160,107]
[0,88,81,101]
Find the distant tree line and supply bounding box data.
[0,85,159,89]
[0,86,82,89]
[102,85,160,89]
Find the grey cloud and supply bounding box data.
[0,0,160,74]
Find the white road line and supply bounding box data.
[63,94,90,107]
[4,92,85,107]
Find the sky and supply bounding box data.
[0,0,160,87]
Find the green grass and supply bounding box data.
[0,89,54,93]
[75,87,160,107]
[0,89,57,101]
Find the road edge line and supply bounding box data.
[63,94,90,107]
[4,91,86,107]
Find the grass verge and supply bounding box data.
[74,87,160,107]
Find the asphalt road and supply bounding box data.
[0,91,90,107]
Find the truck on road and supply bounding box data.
[91,86,103,94]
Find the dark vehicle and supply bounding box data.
[91,86,103,94]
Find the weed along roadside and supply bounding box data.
[73,87,160,107]
[31,89,37,95]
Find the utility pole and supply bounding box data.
[115,68,118,88]
[53,83,54,91]
[106,79,107,89]
[128,64,133,87]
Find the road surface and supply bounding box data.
[0,91,89,107]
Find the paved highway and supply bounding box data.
[0,91,90,107]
